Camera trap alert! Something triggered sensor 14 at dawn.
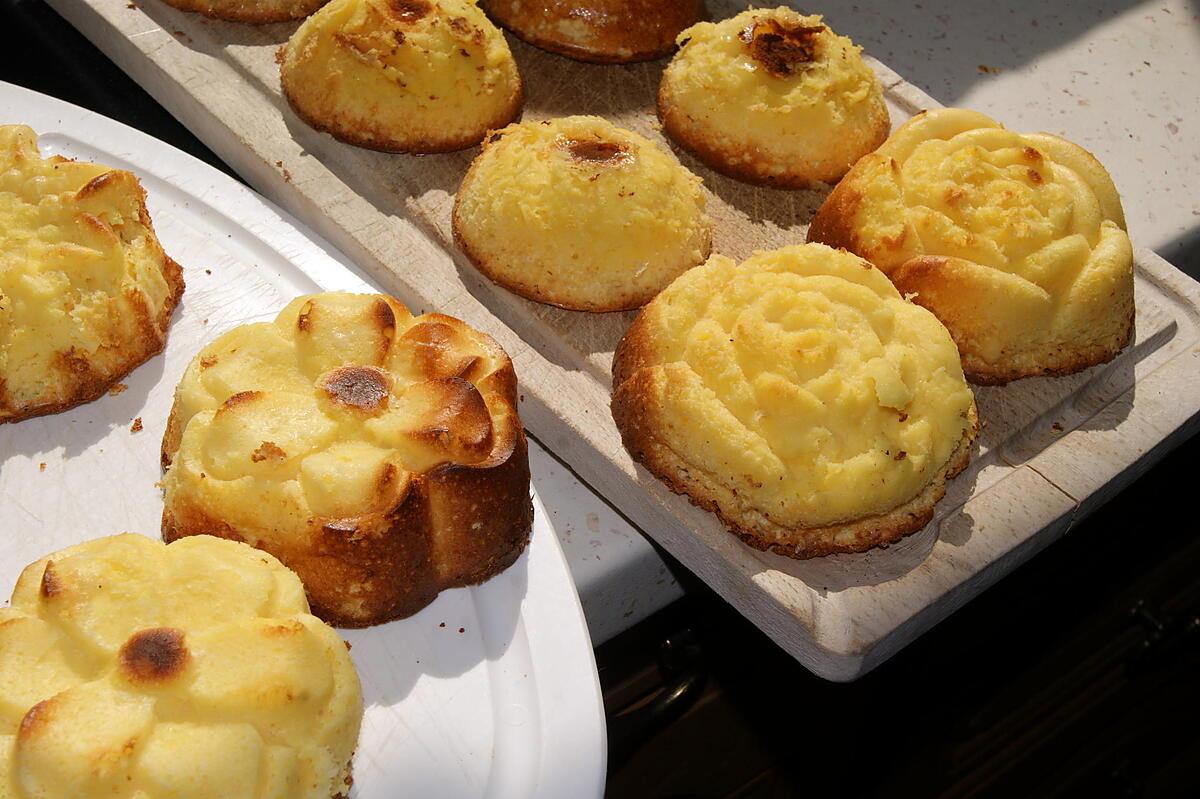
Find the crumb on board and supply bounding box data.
[107,383,128,396]
[205,269,212,275]
[1051,421,1064,432]
[977,64,1002,74]
[458,627,465,634]
[38,463,46,472]
[130,417,144,433]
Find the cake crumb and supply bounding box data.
[38,462,46,472]
[130,417,143,433]
[108,383,128,396]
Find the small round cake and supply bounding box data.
[161,292,532,627]
[657,6,889,188]
[612,243,977,558]
[161,0,328,23]
[0,125,184,424]
[807,108,1135,384]
[0,533,361,799]
[281,0,523,153]
[453,115,712,312]
[481,0,706,63]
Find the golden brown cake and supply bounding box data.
[657,6,889,188]
[161,0,328,23]
[0,533,361,799]
[0,125,184,425]
[161,292,532,627]
[807,108,1135,384]
[452,115,712,312]
[280,0,523,153]
[612,243,977,558]
[481,0,706,63]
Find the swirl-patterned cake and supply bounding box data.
[0,533,361,799]
[0,125,184,424]
[657,6,889,188]
[480,0,706,63]
[808,108,1135,383]
[161,292,532,627]
[281,0,523,153]
[161,0,327,23]
[452,115,712,312]
[612,243,977,557]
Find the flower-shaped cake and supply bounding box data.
[808,108,1135,383]
[612,243,977,558]
[0,534,361,799]
[161,292,532,626]
[0,125,184,424]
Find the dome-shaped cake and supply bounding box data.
[0,533,361,799]
[161,292,532,627]
[0,125,184,424]
[657,6,889,188]
[612,243,977,557]
[452,115,712,311]
[281,0,523,153]
[807,107,1135,383]
[481,0,706,63]
[161,0,328,23]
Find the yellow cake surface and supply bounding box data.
[657,6,889,188]
[807,108,1134,383]
[161,0,328,23]
[452,115,712,311]
[281,0,523,153]
[612,243,976,557]
[0,533,361,799]
[162,292,532,627]
[480,0,705,63]
[0,125,183,423]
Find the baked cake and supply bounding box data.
[281,0,523,153]
[657,6,889,188]
[0,125,184,424]
[807,107,1135,383]
[612,243,977,558]
[481,0,706,63]
[161,0,328,23]
[452,115,712,312]
[0,533,361,798]
[161,292,532,626]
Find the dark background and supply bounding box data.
[2,1,1197,796]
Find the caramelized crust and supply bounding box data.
[481,0,706,63]
[161,292,532,627]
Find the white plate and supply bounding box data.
[0,82,606,799]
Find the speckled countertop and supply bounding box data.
[549,0,1200,646]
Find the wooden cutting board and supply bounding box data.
[47,0,1200,680]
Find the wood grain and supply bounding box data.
[47,0,1200,679]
